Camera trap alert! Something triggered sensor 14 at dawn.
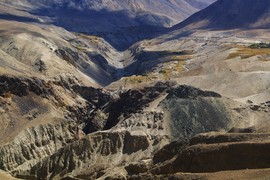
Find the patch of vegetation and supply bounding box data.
[159,70,166,74]
[124,75,152,84]
[174,60,185,73]
[75,45,87,51]
[124,50,192,84]
[136,50,193,63]
[78,33,100,44]
[158,69,170,80]
[157,63,183,80]
[168,54,190,72]
[158,50,193,56]
[170,54,192,61]
[249,43,270,49]
[227,45,270,59]
[156,52,191,80]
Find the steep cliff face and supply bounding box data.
[0,74,113,177]
[0,121,82,173]
[23,131,166,179]
[0,75,104,140]
[141,130,270,176]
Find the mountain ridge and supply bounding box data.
[0,0,216,50]
[173,0,270,30]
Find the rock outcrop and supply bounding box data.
[106,83,243,142]
[20,131,166,179]
[132,131,270,179]
[0,75,51,97]
[0,75,115,178]
[0,121,82,173]
[163,86,233,140]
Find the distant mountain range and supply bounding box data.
[0,0,216,50]
[1,0,216,27]
[174,0,270,30]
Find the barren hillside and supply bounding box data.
[1,0,270,179]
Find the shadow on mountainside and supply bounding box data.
[172,0,270,31]
[0,14,39,23]
[1,6,169,51]
[34,8,168,51]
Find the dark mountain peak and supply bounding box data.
[174,0,270,30]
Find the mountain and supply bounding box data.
[185,0,217,9]
[1,0,216,26]
[174,0,270,30]
[0,0,216,50]
[2,0,270,179]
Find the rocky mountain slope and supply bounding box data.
[129,129,270,179]
[0,19,128,86]
[174,0,270,30]
[0,0,216,50]
[2,83,267,179]
[1,0,270,179]
[1,0,215,27]
[123,0,270,104]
